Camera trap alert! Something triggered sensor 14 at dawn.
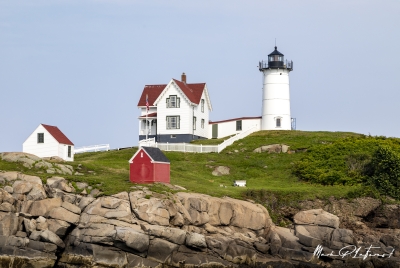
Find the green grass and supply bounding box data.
[0,130,388,201]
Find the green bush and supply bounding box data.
[367,146,400,199]
[292,136,400,186]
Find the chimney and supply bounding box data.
[181,72,186,84]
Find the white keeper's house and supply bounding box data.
[23,124,74,161]
[137,73,212,143]
[138,46,294,143]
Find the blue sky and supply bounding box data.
[1,0,399,151]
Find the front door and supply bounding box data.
[212,124,218,139]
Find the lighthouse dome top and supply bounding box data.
[268,46,284,57]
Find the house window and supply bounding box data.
[37,133,44,143]
[201,119,204,129]
[166,116,180,129]
[166,95,180,108]
[236,120,242,131]
[193,117,196,130]
[201,99,205,112]
[68,146,71,158]
[276,118,281,127]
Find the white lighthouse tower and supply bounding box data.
[259,46,293,130]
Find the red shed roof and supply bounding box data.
[41,124,74,145]
[137,79,206,107]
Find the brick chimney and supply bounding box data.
[181,72,186,84]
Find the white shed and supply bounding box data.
[23,124,74,161]
[234,180,247,187]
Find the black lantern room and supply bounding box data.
[259,46,293,71]
[268,46,284,68]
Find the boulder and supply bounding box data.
[27,184,47,201]
[0,171,19,182]
[48,207,80,224]
[229,197,272,230]
[3,186,13,194]
[205,236,232,257]
[27,240,58,253]
[0,202,14,212]
[77,196,95,211]
[24,218,37,235]
[274,226,302,250]
[0,212,19,236]
[92,244,128,267]
[132,198,170,226]
[18,174,43,185]
[185,232,207,249]
[1,190,15,204]
[12,180,33,194]
[36,216,49,231]
[29,198,62,216]
[40,229,65,248]
[47,219,70,237]
[142,225,187,245]
[61,201,81,214]
[115,227,149,253]
[101,196,121,209]
[55,164,73,175]
[294,209,339,228]
[147,238,179,263]
[212,166,230,176]
[35,161,53,169]
[82,223,116,238]
[330,228,354,245]
[47,177,74,193]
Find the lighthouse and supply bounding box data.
[259,46,293,130]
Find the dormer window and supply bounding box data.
[166,95,180,108]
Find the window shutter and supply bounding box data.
[177,116,180,129]
[177,97,180,108]
[166,98,169,108]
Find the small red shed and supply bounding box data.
[129,146,170,183]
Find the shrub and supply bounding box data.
[292,136,400,187]
[367,146,400,199]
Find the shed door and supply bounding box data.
[212,124,218,139]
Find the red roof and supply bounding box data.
[41,124,74,145]
[137,79,206,107]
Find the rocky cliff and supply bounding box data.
[0,153,399,268]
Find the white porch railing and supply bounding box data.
[138,125,259,153]
[74,144,110,154]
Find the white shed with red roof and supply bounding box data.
[23,124,74,161]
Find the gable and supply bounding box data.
[23,124,73,146]
[138,78,209,108]
[41,124,74,145]
[129,147,170,164]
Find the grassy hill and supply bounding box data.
[2,130,400,203]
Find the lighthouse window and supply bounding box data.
[276,118,281,127]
